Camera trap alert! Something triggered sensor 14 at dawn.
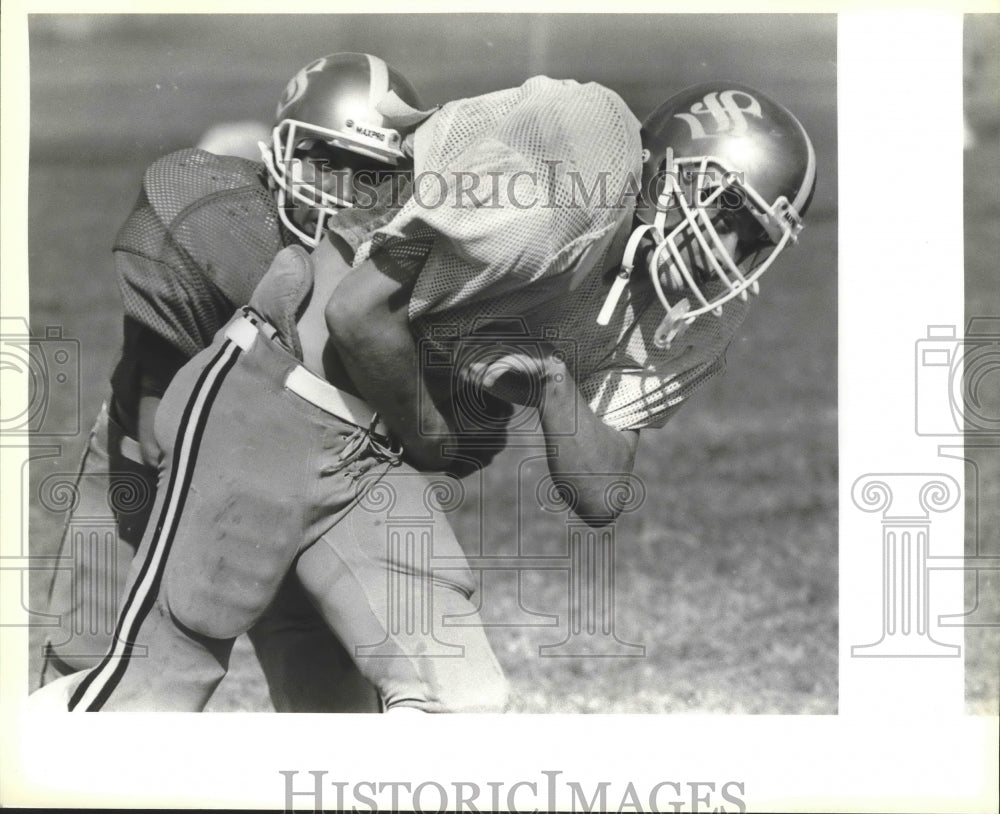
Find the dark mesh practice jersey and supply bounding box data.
[113,148,292,361]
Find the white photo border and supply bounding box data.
[2,5,998,812]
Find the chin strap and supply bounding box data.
[596,223,656,326]
[596,270,631,326]
[596,223,694,350]
[596,149,678,330]
[653,299,692,350]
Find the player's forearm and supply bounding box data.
[538,361,639,527]
[326,268,457,471]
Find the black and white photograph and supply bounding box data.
[0,7,996,812]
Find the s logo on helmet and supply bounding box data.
[276,58,328,117]
[673,90,763,139]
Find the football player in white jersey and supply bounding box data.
[328,79,815,515]
[34,77,814,712]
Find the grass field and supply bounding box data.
[962,131,1000,716]
[25,14,843,714]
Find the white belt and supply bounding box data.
[285,365,388,435]
[225,312,389,436]
[223,316,262,351]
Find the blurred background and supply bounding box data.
[962,13,1000,715]
[26,14,842,713]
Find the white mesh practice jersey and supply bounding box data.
[331,76,751,431]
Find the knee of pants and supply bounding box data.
[44,633,114,675]
[93,600,234,712]
[389,677,511,714]
[380,656,511,714]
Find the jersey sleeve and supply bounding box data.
[578,290,753,432]
[579,358,726,431]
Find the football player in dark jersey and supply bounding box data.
[40,52,430,712]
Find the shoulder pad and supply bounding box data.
[139,148,287,307]
[143,148,266,223]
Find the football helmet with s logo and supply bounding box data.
[260,52,430,246]
[598,81,816,349]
